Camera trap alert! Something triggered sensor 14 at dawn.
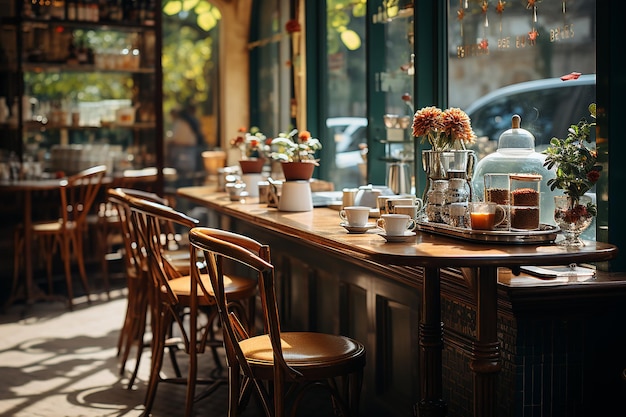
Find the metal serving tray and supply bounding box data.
[416,220,559,244]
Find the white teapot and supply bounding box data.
[354,185,394,208]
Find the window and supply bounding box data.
[323,1,368,190]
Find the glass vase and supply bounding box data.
[553,195,594,247]
[421,149,476,204]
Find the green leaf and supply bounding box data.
[182,0,199,12]
[352,3,367,17]
[163,1,182,15]
[340,30,361,50]
[194,1,210,13]
[197,12,217,31]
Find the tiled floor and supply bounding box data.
[0,284,353,417]
[0,288,231,417]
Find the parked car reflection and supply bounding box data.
[465,74,596,159]
[327,117,368,189]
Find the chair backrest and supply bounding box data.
[61,165,107,228]
[188,227,302,398]
[125,191,199,307]
[106,188,156,276]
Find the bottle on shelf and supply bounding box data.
[67,0,76,20]
[98,0,109,22]
[50,0,66,20]
[0,97,8,124]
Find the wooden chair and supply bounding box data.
[12,165,107,310]
[107,187,188,389]
[188,227,367,417]
[94,168,159,294]
[125,192,258,417]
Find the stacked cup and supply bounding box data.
[386,195,424,221]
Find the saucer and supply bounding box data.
[378,231,416,242]
[340,222,377,234]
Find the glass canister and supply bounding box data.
[471,115,558,225]
[483,173,510,229]
[443,177,469,226]
[509,173,541,231]
[425,179,448,223]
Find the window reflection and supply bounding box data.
[447,0,597,240]
[325,1,367,190]
[448,0,596,157]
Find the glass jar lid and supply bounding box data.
[498,115,535,150]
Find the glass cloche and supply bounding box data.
[471,115,559,225]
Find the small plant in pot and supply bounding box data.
[231,126,270,173]
[269,129,322,180]
[543,103,600,246]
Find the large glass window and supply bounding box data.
[447,0,596,157]
[446,0,597,239]
[324,1,368,190]
[249,0,288,136]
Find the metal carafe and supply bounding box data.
[386,162,411,195]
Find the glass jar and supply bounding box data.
[471,115,557,225]
[509,173,541,231]
[443,178,469,226]
[425,179,448,223]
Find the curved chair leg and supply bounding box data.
[58,234,75,310]
[126,288,150,388]
[72,231,91,304]
[11,233,23,300]
[143,313,167,415]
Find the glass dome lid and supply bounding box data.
[471,115,559,225]
[497,114,535,150]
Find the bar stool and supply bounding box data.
[189,227,366,417]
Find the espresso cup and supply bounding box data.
[376,213,416,236]
[339,206,371,227]
[468,201,506,230]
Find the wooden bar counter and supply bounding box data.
[178,186,625,417]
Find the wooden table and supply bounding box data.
[177,186,620,417]
[0,178,69,311]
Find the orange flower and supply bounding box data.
[412,106,476,151]
[231,127,269,159]
[441,107,477,145]
[412,106,444,138]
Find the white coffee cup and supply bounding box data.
[339,206,371,227]
[387,197,424,214]
[376,213,416,236]
[393,204,420,220]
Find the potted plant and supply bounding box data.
[543,103,600,247]
[230,126,270,173]
[269,129,322,180]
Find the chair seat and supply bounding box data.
[164,248,194,275]
[165,273,257,304]
[241,332,366,378]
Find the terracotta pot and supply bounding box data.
[239,158,265,174]
[281,161,316,181]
